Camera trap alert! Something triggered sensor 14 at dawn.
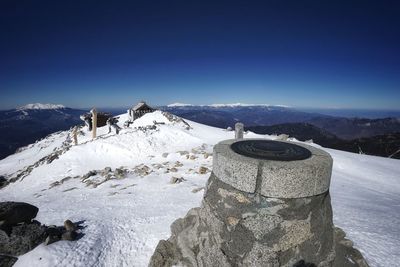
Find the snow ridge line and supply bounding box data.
[5,147,70,185]
[3,129,76,185]
[2,121,166,187]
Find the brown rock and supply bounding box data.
[204,153,211,159]
[199,166,209,174]
[191,187,204,193]
[64,220,76,231]
[174,161,183,167]
[170,177,184,184]
[61,230,78,241]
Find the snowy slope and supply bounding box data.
[0,111,399,267]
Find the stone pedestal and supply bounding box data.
[234,123,244,139]
[150,139,369,267]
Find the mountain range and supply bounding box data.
[247,123,400,159]
[0,104,84,159]
[1,103,399,160]
[162,104,400,139]
[162,104,400,159]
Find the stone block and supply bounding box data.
[213,142,258,193]
[213,139,332,198]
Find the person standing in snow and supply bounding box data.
[107,117,121,134]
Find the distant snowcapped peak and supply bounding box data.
[209,103,268,107]
[167,103,193,107]
[167,103,290,108]
[208,103,290,108]
[18,103,66,110]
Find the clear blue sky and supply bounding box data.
[1,0,399,109]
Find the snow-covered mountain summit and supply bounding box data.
[166,102,289,108]
[17,103,66,110]
[0,110,399,266]
[209,103,286,107]
[166,102,193,107]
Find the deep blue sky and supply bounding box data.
[1,0,399,109]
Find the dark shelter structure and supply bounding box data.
[80,112,112,131]
[127,101,155,122]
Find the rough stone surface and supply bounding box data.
[150,138,369,267]
[332,227,370,267]
[0,202,39,226]
[61,230,78,241]
[234,123,244,139]
[198,166,209,174]
[212,142,258,193]
[45,225,63,238]
[64,220,76,231]
[149,240,180,267]
[102,167,112,175]
[45,234,61,245]
[0,255,18,267]
[260,154,332,198]
[0,176,8,189]
[0,223,47,256]
[213,139,332,198]
[170,177,185,184]
[150,174,336,267]
[0,201,81,258]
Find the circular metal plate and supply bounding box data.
[230,140,311,161]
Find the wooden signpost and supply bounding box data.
[72,126,78,145]
[91,108,97,139]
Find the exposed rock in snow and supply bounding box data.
[0,202,79,259]
[0,221,48,256]
[0,202,38,226]
[0,254,18,267]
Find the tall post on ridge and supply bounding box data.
[91,108,97,139]
[235,122,244,139]
[72,126,78,145]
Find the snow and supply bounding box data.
[0,110,399,267]
[328,149,400,266]
[18,103,66,110]
[166,103,290,108]
[209,103,270,107]
[209,103,291,108]
[167,103,193,107]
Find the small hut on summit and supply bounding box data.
[80,111,112,130]
[127,101,155,122]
